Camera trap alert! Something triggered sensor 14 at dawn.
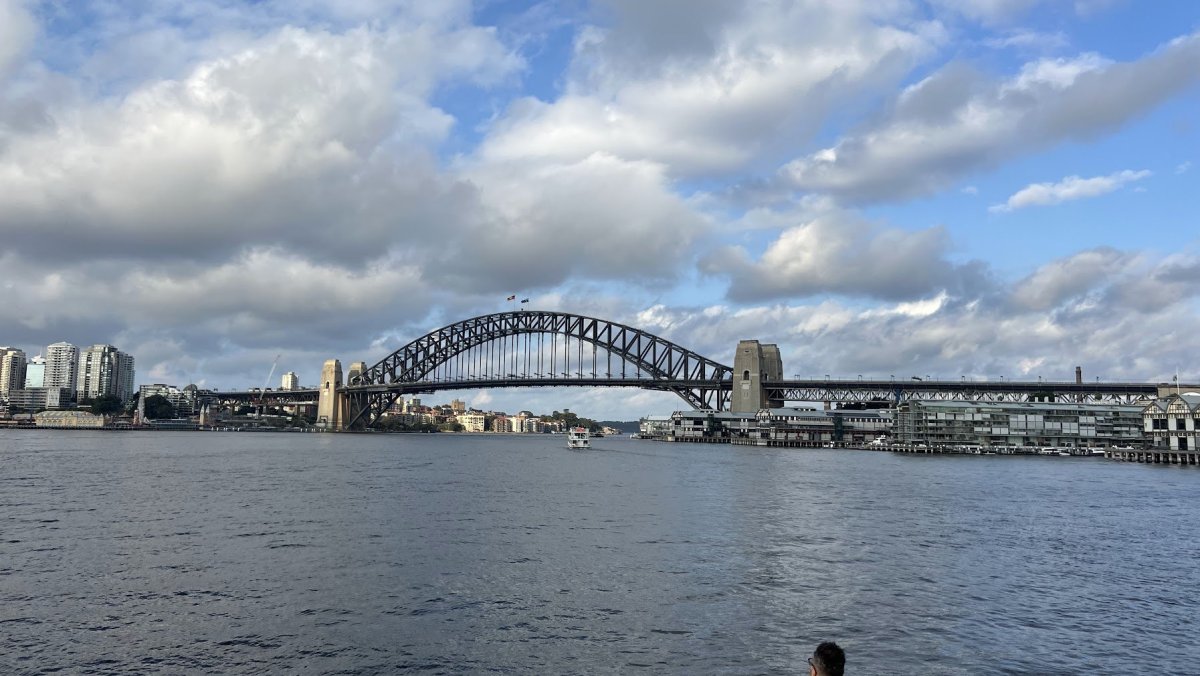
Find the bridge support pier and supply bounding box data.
[317,359,348,431]
[731,340,784,413]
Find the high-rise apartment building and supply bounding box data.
[281,371,299,390]
[44,342,79,396]
[0,347,28,398]
[77,344,136,402]
[25,355,46,388]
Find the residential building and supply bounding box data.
[77,344,136,402]
[25,355,45,388]
[7,387,71,413]
[44,342,79,396]
[1144,393,1200,451]
[139,383,202,417]
[281,371,299,390]
[458,411,486,432]
[895,400,1144,449]
[0,347,27,398]
[639,415,673,439]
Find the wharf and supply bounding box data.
[1106,448,1199,465]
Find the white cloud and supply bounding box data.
[0,0,35,81]
[700,209,972,302]
[990,169,1150,212]
[782,32,1200,202]
[927,0,1043,24]
[1009,248,1128,310]
[0,23,521,267]
[441,153,711,291]
[1178,161,1192,174]
[984,29,1069,51]
[478,1,941,176]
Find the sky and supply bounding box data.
[0,0,1197,420]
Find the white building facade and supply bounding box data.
[281,371,300,391]
[44,342,79,396]
[1144,393,1200,451]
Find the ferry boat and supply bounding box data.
[567,427,590,450]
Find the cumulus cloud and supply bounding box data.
[0,0,35,81]
[619,248,1200,388]
[782,32,1200,202]
[700,210,977,302]
[1009,248,1129,310]
[990,169,1151,212]
[479,1,940,176]
[442,153,710,291]
[0,22,522,269]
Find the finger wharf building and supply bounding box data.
[893,400,1145,450]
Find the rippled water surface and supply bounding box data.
[2,430,1199,674]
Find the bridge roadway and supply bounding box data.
[210,377,1166,408]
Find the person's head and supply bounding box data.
[808,641,844,676]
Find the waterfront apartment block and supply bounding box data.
[77,344,136,402]
[44,342,79,396]
[139,383,203,416]
[6,387,72,413]
[25,355,45,388]
[1143,393,1200,451]
[895,400,1144,449]
[458,411,486,432]
[0,347,27,397]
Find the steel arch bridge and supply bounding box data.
[343,310,733,427]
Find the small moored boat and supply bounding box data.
[567,427,590,449]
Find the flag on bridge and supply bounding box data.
[506,294,516,301]
[520,298,529,303]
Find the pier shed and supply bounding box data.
[1143,393,1200,452]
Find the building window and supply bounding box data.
[743,370,750,381]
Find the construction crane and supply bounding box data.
[258,354,281,407]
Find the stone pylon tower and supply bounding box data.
[731,340,785,413]
[317,359,346,430]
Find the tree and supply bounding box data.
[89,394,124,415]
[143,394,174,420]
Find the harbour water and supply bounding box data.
[2,430,1198,674]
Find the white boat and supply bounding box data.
[567,427,590,449]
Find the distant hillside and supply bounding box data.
[597,420,639,434]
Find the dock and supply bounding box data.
[1105,448,1200,465]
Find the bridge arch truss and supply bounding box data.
[346,311,732,426]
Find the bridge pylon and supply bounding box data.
[731,340,784,413]
[317,359,348,430]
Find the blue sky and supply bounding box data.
[0,0,1197,419]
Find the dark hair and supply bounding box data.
[812,641,845,676]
